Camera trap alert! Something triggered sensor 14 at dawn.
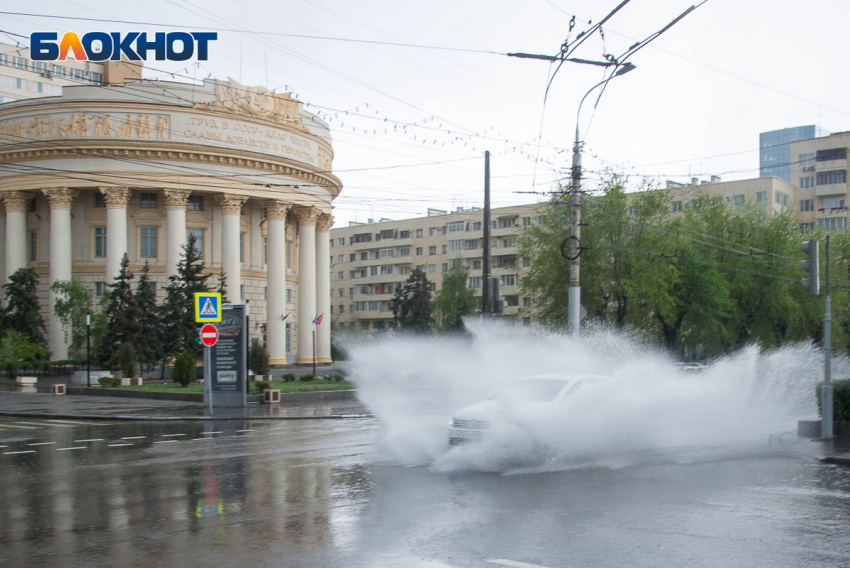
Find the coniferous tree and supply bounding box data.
[102,254,140,366]
[390,267,433,333]
[4,267,47,349]
[133,262,163,372]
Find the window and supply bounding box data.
[442,263,448,272]
[800,153,815,169]
[286,241,292,268]
[12,56,26,70]
[32,82,62,95]
[139,227,158,258]
[32,61,46,74]
[467,277,482,289]
[505,296,518,307]
[800,176,815,189]
[399,266,411,275]
[538,216,545,225]
[537,297,547,307]
[500,275,517,287]
[523,297,532,308]
[415,247,423,256]
[415,229,423,238]
[338,238,344,246]
[628,206,636,216]
[400,230,410,239]
[339,305,344,314]
[473,222,482,231]
[338,254,344,263]
[818,217,846,230]
[339,288,344,297]
[817,170,846,185]
[522,217,531,227]
[502,237,516,248]
[94,227,106,258]
[187,195,203,210]
[88,71,102,84]
[429,227,436,236]
[338,271,344,280]
[329,238,334,249]
[498,217,516,228]
[0,54,7,66]
[379,247,394,258]
[429,246,436,255]
[442,244,447,254]
[429,282,436,292]
[473,260,482,269]
[187,228,204,257]
[350,233,372,244]
[816,148,847,162]
[93,192,105,208]
[671,201,682,212]
[522,257,530,267]
[287,289,292,303]
[775,191,790,207]
[800,222,815,232]
[95,282,106,297]
[0,74,27,90]
[800,199,814,212]
[139,192,158,208]
[71,68,85,80]
[822,197,845,209]
[732,195,744,208]
[28,231,37,262]
[147,281,156,295]
[446,220,467,233]
[52,64,66,77]
[399,248,410,257]
[448,240,464,252]
[350,270,356,279]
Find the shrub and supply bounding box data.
[112,343,137,379]
[173,351,196,388]
[255,380,271,394]
[333,374,345,382]
[98,376,121,387]
[817,379,850,421]
[299,373,315,382]
[249,339,270,376]
[282,372,296,382]
[324,374,333,381]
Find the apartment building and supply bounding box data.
[659,175,798,216]
[787,132,850,231]
[0,41,142,104]
[329,204,545,331]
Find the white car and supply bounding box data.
[447,374,610,446]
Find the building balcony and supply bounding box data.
[815,184,848,197]
[816,206,847,217]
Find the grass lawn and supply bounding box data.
[112,379,355,394]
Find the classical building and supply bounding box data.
[0,76,341,365]
[329,204,546,330]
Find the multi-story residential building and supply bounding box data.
[329,204,545,331]
[760,125,826,182]
[788,132,850,231]
[0,41,143,103]
[661,175,798,216]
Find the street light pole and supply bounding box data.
[86,312,91,387]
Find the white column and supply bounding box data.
[219,194,246,303]
[3,192,28,284]
[163,189,190,280]
[265,201,291,366]
[295,206,319,365]
[0,204,5,301]
[315,214,333,363]
[44,187,75,360]
[101,187,130,283]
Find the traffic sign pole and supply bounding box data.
[204,345,213,416]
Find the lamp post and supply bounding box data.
[567,63,636,334]
[86,312,91,387]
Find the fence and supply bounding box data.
[0,360,106,379]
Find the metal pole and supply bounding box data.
[245,300,250,395]
[86,313,91,387]
[482,150,491,315]
[822,235,833,439]
[568,125,582,334]
[204,345,213,416]
[312,329,317,376]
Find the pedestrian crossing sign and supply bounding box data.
[194,292,222,323]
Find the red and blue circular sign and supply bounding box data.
[200,324,219,347]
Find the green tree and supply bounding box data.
[390,267,433,332]
[102,254,140,366]
[0,329,47,376]
[249,339,270,375]
[133,262,163,372]
[51,279,94,359]
[113,342,138,378]
[434,259,476,332]
[172,350,196,387]
[4,267,47,350]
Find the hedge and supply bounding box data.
[816,379,850,421]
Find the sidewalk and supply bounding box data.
[0,390,371,421]
[770,429,850,466]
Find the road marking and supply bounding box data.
[192,437,214,440]
[0,445,7,448]
[161,433,186,437]
[56,447,87,451]
[153,440,178,444]
[27,442,57,446]
[487,560,551,568]
[236,429,254,433]
[0,423,39,429]
[3,450,36,455]
[74,439,104,443]
[121,436,146,440]
[45,419,108,426]
[14,421,75,428]
[202,431,222,435]
[108,443,133,447]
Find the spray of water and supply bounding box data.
[344,320,827,473]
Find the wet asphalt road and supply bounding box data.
[1,416,849,568]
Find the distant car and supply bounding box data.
[447,374,610,446]
[674,362,709,373]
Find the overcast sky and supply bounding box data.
[5,0,850,227]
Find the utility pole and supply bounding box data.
[823,235,833,439]
[568,127,582,334]
[482,150,491,315]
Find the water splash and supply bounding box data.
[343,320,825,473]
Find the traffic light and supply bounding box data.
[193,328,203,346]
[801,239,820,296]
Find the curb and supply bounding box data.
[0,409,372,422]
[770,430,850,467]
[63,386,357,403]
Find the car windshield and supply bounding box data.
[492,378,569,403]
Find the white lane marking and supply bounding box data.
[56,447,87,451]
[27,442,57,446]
[108,443,133,447]
[202,431,222,435]
[0,424,40,429]
[192,437,214,440]
[161,434,186,437]
[0,445,7,448]
[74,439,104,443]
[153,440,178,444]
[236,429,254,433]
[487,560,551,568]
[121,436,146,440]
[14,421,75,428]
[44,419,108,426]
[3,450,37,455]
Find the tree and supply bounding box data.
[390,267,433,332]
[114,342,138,379]
[249,339,270,375]
[172,350,196,387]
[133,262,163,372]
[159,233,213,364]
[434,259,477,332]
[218,269,229,304]
[51,279,94,359]
[0,329,47,376]
[102,254,140,366]
[4,268,47,350]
